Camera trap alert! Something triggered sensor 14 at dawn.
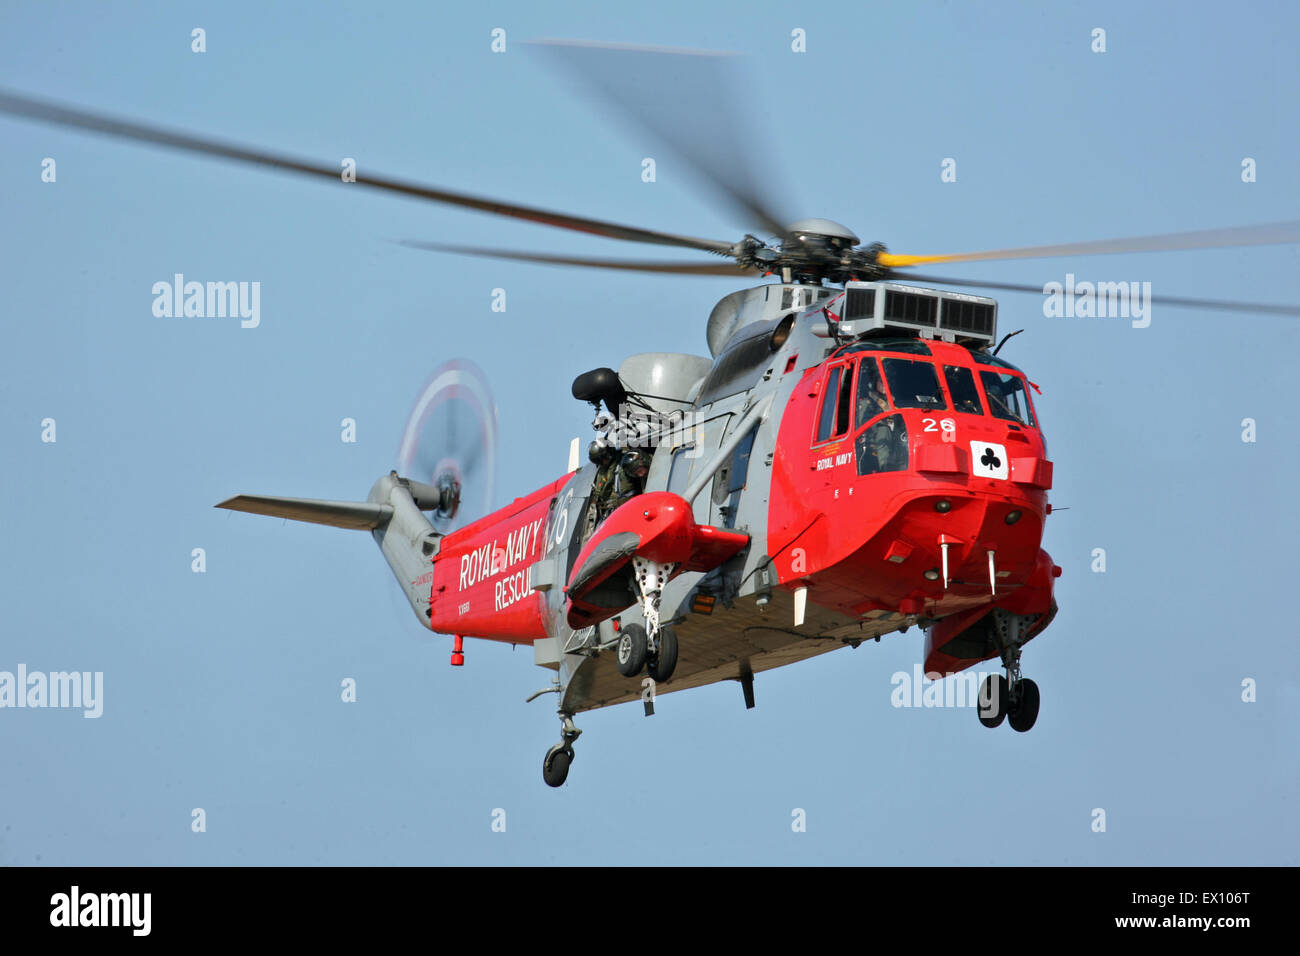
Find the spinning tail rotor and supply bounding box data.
[397,359,499,532]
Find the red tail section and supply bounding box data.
[427,474,570,643]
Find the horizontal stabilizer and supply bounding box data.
[215,494,393,531]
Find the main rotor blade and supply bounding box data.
[531,39,791,237]
[397,240,756,276]
[877,221,1300,268]
[0,88,736,255]
[902,273,1300,316]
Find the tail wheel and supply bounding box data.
[648,625,678,682]
[616,624,648,677]
[543,744,573,788]
[978,673,1009,728]
[1008,678,1040,732]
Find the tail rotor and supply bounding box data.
[397,359,499,532]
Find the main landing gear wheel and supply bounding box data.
[648,624,678,682]
[978,673,1009,728]
[1008,678,1040,733]
[629,556,677,682]
[543,742,574,788]
[616,623,648,677]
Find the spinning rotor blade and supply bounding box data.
[531,39,792,237]
[877,221,1300,268]
[397,240,756,276]
[0,88,736,255]
[903,273,1300,316]
[397,360,499,531]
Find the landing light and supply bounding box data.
[1005,510,1022,525]
[923,569,941,581]
[935,500,952,513]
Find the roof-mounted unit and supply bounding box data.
[825,282,998,347]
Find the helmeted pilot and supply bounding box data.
[588,436,618,504]
[592,447,651,522]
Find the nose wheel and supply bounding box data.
[978,673,1010,728]
[1007,677,1040,731]
[978,672,1039,731]
[976,609,1042,732]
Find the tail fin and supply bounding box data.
[215,495,392,530]
[215,474,440,627]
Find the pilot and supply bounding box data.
[858,418,896,473]
[619,449,651,491]
[593,447,652,522]
[857,378,889,424]
[589,435,618,491]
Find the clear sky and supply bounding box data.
[1,0,1296,865]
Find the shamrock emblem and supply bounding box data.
[980,447,1002,470]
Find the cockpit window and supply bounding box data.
[855,358,889,427]
[979,370,1036,427]
[944,365,984,415]
[856,414,908,475]
[882,358,947,410]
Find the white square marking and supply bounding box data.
[970,441,1009,480]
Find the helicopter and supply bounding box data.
[4,41,1296,787]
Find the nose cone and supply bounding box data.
[785,218,860,245]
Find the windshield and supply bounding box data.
[882,358,946,411]
[979,370,1036,427]
[944,365,984,415]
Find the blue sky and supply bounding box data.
[1,0,1296,865]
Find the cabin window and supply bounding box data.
[712,426,758,529]
[815,368,840,442]
[882,358,946,410]
[855,358,889,427]
[667,446,694,495]
[944,365,984,415]
[834,363,853,436]
[980,370,1036,427]
[815,365,853,443]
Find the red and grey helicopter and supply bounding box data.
[5,42,1296,786]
